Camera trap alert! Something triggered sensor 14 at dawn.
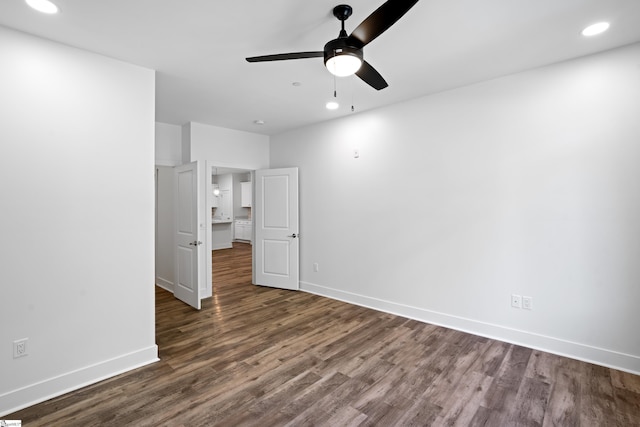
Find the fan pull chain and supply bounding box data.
[351,76,355,112]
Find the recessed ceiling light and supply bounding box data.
[253,119,265,125]
[326,101,339,110]
[582,22,610,37]
[26,0,59,14]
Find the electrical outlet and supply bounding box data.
[511,294,522,309]
[313,263,319,272]
[522,296,533,310]
[13,338,28,358]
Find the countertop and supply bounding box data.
[213,217,251,224]
[212,218,232,224]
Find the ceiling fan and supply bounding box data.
[246,0,420,90]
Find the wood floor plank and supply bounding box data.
[612,368,640,394]
[284,376,370,426]
[352,360,410,411]
[322,405,368,427]
[580,363,617,425]
[469,339,511,378]
[541,364,582,426]
[394,399,442,426]
[7,242,640,426]
[279,371,350,420]
[433,371,495,426]
[506,376,552,425]
[613,387,640,426]
[481,345,532,410]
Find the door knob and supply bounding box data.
[287,233,298,238]
[189,241,202,246]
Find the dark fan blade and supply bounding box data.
[347,0,419,48]
[246,51,323,62]
[355,61,388,90]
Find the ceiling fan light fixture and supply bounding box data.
[246,0,418,90]
[324,38,363,77]
[326,53,362,77]
[25,0,59,14]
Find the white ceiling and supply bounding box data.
[1,0,639,136]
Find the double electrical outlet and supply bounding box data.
[13,338,28,358]
[511,294,533,310]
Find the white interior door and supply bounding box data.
[254,167,299,290]
[174,162,202,309]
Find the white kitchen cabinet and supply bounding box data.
[234,219,252,242]
[241,182,252,207]
[212,222,232,250]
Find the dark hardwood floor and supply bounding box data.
[9,242,640,426]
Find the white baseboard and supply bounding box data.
[156,276,174,293]
[156,282,212,300]
[212,243,233,250]
[0,345,159,417]
[300,281,640,376]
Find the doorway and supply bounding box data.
[207,164,254,295]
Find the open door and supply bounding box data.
[174,162,202,309]
[254,167,299,290]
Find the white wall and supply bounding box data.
[186,121,269,170]
[181,123,191,164]
[0,26,158,415]
[270,43,640,374]
[155,122,182,166]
